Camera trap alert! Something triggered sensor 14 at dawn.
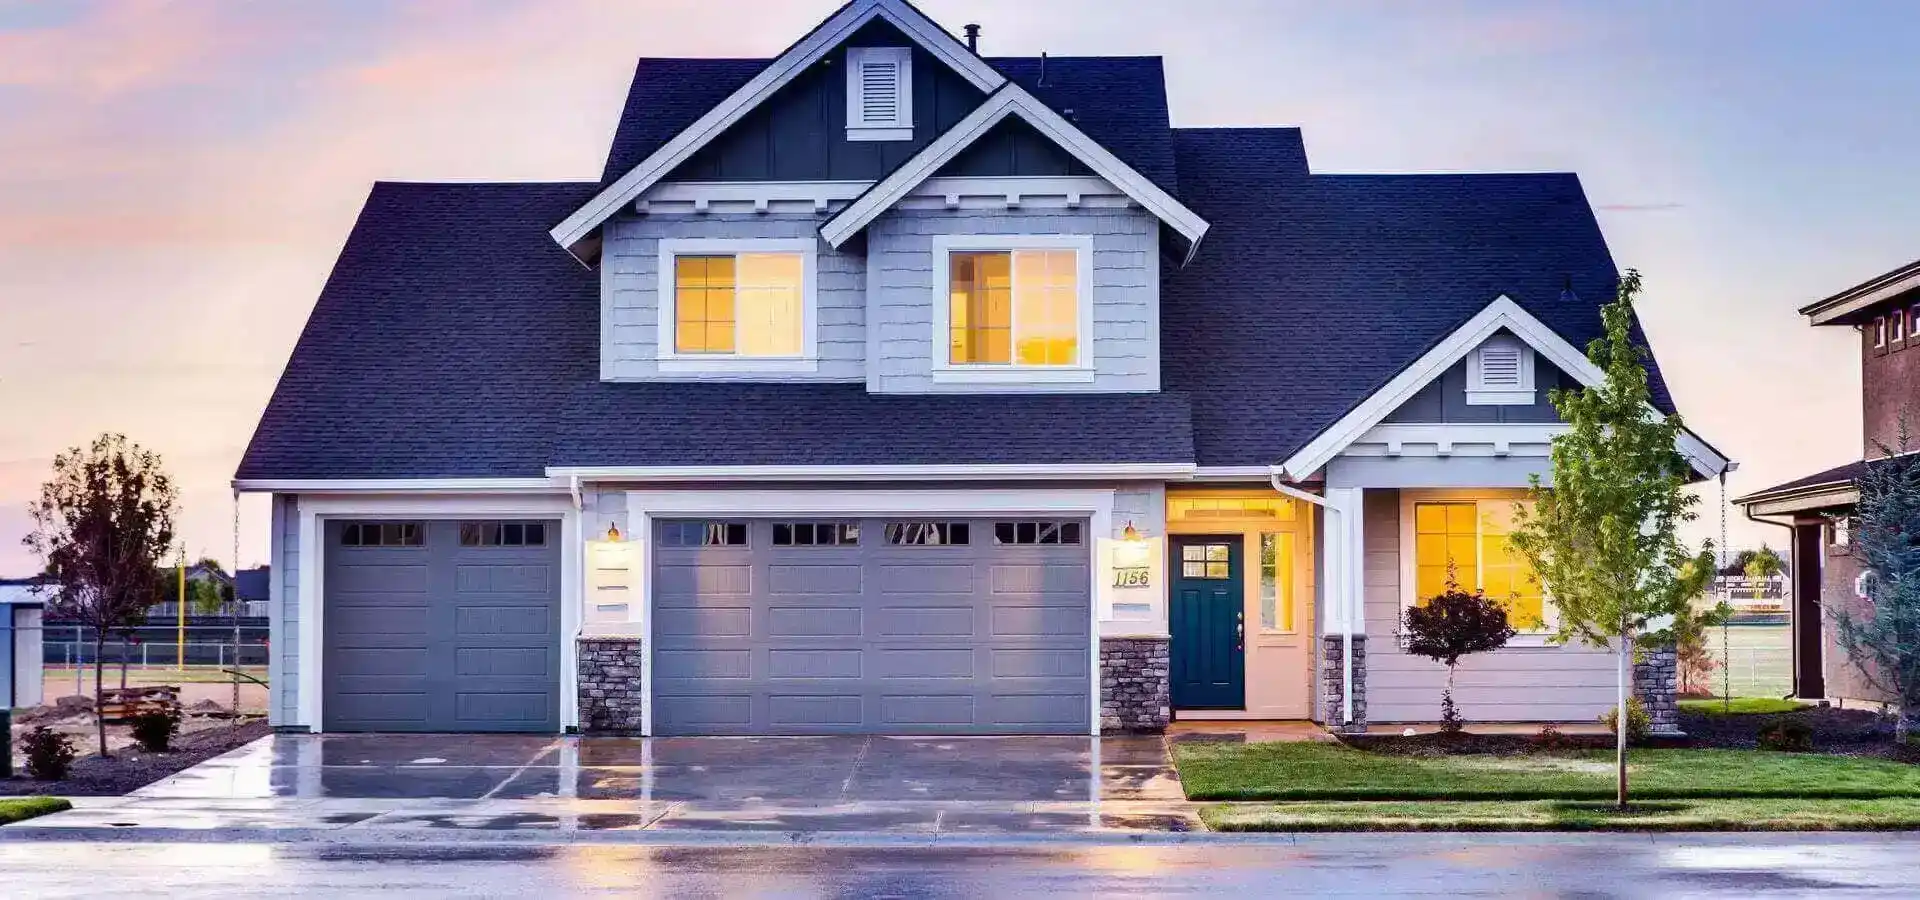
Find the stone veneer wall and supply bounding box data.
[1099,637,1170,732]
[578,638,645,734]
[1320,634,1368,733]
[1633,645,1682,736]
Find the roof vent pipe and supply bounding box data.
[963,23,980,52]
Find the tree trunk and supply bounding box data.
[1616,634,1630,809]
[119,634,129,691]
[93,632,109,759]
[1899,700,1916,745]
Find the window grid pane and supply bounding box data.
[1260,532,1294,632]
[675,255,736,354]
[1413,502,1476,602]
[950,252,1012,364]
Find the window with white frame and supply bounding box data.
[931,236,1093,379]
[846,46,913,141]
[1874,316,1888,348]
[1465,333,1536,405]
[656,239,815,369]
[1894,310,1907,344]
[1404,496,1551,633]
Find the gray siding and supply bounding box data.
[602,215,865,382]
[935,118,1093,178]
[867,207,1160,393]
[1383,339,1573,424]
[1360,489,1617,723]
[271,494,300,727]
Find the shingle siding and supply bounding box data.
[867,207,1160,393]
[601,215,865,382]
[271,494,300,727]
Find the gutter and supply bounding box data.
[1269,474,1355,728]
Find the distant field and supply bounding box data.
[1694,622,1792,698]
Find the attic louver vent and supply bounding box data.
[1466,334,1536,405]
[846,47,912,141]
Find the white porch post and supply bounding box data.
[1324,487,1366,725]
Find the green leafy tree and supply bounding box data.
[1403,571,1517,733]
[1829,427,1920,741]
[23,434,178,758]
[1509,270,1716,808]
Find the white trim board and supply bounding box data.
[550,0,1005,259]
[819,84,1209,257]
[235,478,564,494]
[1801,259,1920,325]
[1277,295,1731,480]
[547,463,1195,481]
[623,487,1119,736]
[292,493,582,734]
[634,176,1127,217]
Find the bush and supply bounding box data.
[21,726,77,781]
[1403,577,1516,733]
[1529,723,1577,752]
[1600,697,1651,744]
[128,708,182,753]
[1758,719,1815,752]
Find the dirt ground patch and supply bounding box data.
[2,717,269,796]
[1679,705,1917,760]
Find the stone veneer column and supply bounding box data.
[1633,645,1683,736]
[577,637,645,735]
[1099,637,1170,732]
[1320,634,1368,733]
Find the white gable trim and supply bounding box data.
[819,84,1210,256]
[550,0,1004,259]
[1278,295,1730,480]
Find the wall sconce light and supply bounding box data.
[604,522,623,542]
[1122,521,1141,542]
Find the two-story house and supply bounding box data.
[1737,258,1920,707]
[236,0,1729,736]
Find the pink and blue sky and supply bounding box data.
[3,0,1917,573]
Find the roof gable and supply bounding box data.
[552,0,1003,259]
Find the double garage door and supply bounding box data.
[651,517,1093,735]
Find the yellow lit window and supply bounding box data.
[1412,499,1546,631]
[1168,496,1298,522]
[674,253,803,356]
[1260,532,1295,632]
[948,249,1078,366]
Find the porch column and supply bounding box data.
[1319,487,1368,732]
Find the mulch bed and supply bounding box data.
[1335,706,1917,762]
[1340,731,1618,757]
[1,718,271,797]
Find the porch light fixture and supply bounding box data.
[605,522,623,542]
[1122,521,1141,542]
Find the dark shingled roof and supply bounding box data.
[600,56,1178,189]
[1162,127,1676,467]
[235,182,1192,480]
[1736,459,1870,505]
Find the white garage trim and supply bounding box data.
[624,488,1118,737]
[294,494,581,733]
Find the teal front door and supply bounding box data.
[1170,536,1246,710]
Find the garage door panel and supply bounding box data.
[656,648,753,679]
[768,648,862,678]
[874,605,975,637]
[766,606,862,637]
[875,564,974,594]
[454,646,551,677]
[453,564,551,594]
[991,605,1088,638]
[328,564,430,594]
[987,693,1086,726]
[766,564,864,595]
[455,691,549,725]
[654,694,753,728]
[989,563,1091,594]
[329,606,431,637]
[330,648,429,676]
[327,691,429,724]
[880,694,975,726]
[990,648,1087,678]
[769,694,863,726]
[656,607,753,639]
[872,647,974,679]
[455,604,553,638]
[655,564,752,597]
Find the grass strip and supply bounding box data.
[1174,741,1920,801]
[1679,697,1808,716]
[0,797,73,825]
[1200,797,1920,832]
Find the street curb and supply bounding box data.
[0,826,1264,847]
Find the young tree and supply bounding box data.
[1403,573,1517,733]
[1829,429,1920,741]
[23,434,178,758]
[1509,270,1716,808]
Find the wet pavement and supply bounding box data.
[7,834,1920,897]
[6,732,1201,837]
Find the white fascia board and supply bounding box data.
[1279,295,1730,480]
[546,463,1194,482]
[820,84,1210,251]
[549,0,1004,258]
[232,478,565,494]
[1801,261,1920,324]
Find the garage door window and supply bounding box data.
[339,522,423,547]
[772,522,860,546]
[993,520,1082,545]
[660,521,748,547]
[884,521,970,545]
[459,521,547,547]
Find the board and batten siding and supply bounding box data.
[601,215,865,382]
[866,207,1160,394]
[1361,489,1617,723]
[269,494,300,727]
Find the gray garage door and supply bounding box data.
[651,517,1092,735]
[323,519,561,733]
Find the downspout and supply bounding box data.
[1270,475,1353,726]
[1745,504,1801,698]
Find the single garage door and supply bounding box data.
[651,517,1092,735]
[323,519,561,732]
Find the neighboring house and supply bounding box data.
[235,0,1729,736]
[1736,258,1920,705]
[148,564,273,620]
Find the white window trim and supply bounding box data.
[655,238,819,373]
[1873,316,1888,348]
[1465,334,1536,406]
[1893,311,1907,343]
[1397,490,1559,646]
[846,46,914,142]
[929,234,1096,383]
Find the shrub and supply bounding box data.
[1403,573,1516,733]
[1758,719,1814,752]
[21,726,77,781]
[1600,697,1651,744]
[128,708,182,753]
[1529,723,1577,752]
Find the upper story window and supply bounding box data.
[657,238,816,373]
[1873,316,1888,349]
[931,235,1094,383]
[1465,333,1536,405]
[1893,310,1907,344]
[846,47,913,141]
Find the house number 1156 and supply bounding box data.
[1113,567,1151,588]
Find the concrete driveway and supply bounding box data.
[8,733,1197,837]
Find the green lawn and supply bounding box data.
[0,798,72,825]
[1174,741,1920,801]
[1200,798,1920,832]
[1679,697,1808,716]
